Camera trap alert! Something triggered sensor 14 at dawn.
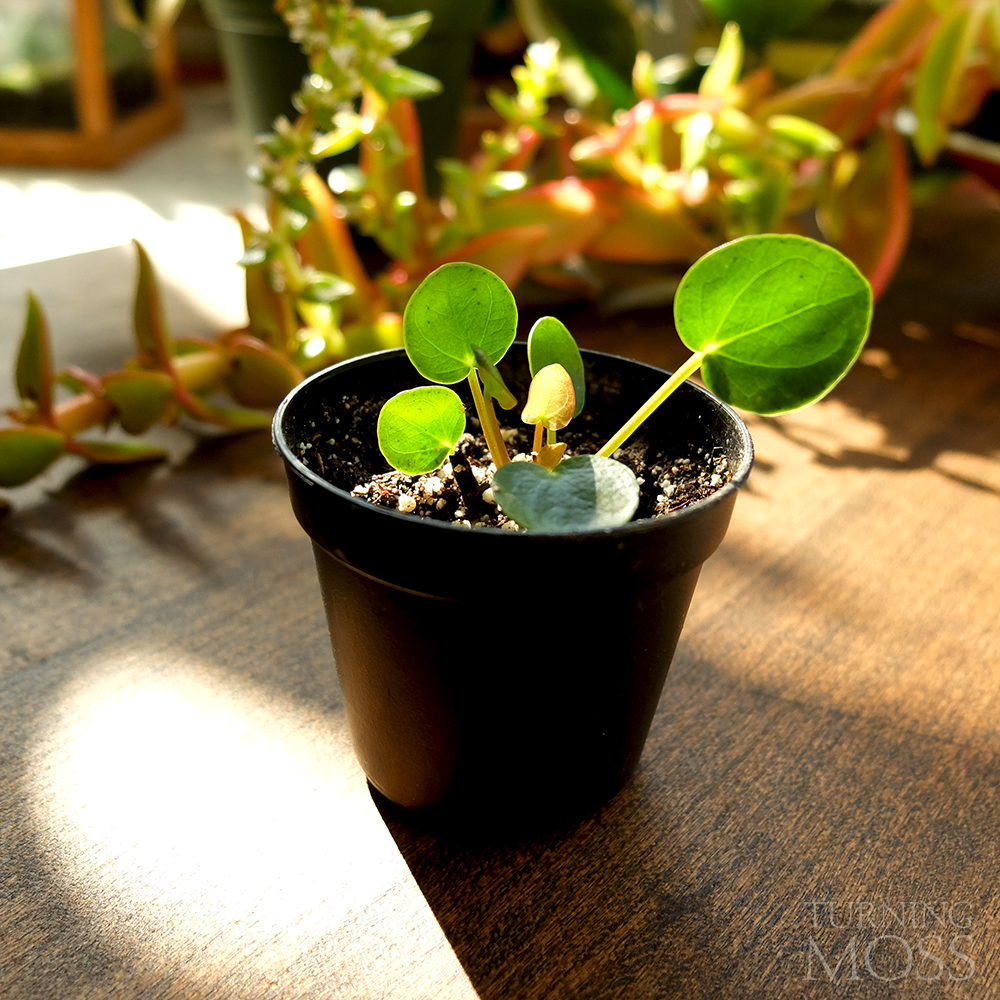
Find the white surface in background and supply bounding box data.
[0,86,258,329]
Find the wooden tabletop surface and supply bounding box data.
[2,186,999,999]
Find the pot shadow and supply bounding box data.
[372,771,730,1000]
[0,428,284,578]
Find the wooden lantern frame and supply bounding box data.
[0,0,182,168]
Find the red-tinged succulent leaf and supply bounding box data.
[833,0,939,78]
[0,426,64,487]
[235,211,297,352]
[571,94,714,162]
[102,370,175,435]
[818,123,909,301]
[421,224,548,290]
[59,365,104,396]
[294,172,384,321]
[132,240,175,367]
[949,59,997,126]
[64,438,167,464]
[479,179,610,265]
[16,293,53,421]
[913,5,979,163]
[223,335,303,409]
[181,397,274,430]
[583,182,712,264]
[754,75,872,133]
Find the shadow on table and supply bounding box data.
[375,772,730,1000]
[0,428,283,577]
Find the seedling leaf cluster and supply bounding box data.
[375,233,872,531]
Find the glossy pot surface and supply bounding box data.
[274,346,753,826]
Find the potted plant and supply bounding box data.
[273,232,872,830]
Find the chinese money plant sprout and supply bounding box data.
[375,233,872,531]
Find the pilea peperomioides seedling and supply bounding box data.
[376,233,873,531]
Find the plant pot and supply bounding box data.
[200,0,491,178]
[273,346,753,829]
[200,0,309,149]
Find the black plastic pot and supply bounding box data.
[274,346,753,828]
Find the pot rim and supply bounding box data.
[273,345,754,541]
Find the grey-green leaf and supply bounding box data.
[377,386,466,475]
[492,455,639,531]
[674,233,871,414]
[527,315,586,417]
[403,262,518,384]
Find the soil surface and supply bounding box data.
[290,394,732,530]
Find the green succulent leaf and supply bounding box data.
[492,454,639,531]
[133,240,175,366]
[673,234,871,414]
[378,386,467,475]
[67,438,168,464]
[527,315,585,417]
[16,293,53,418]
[0,426,64,487]
[403,262,518,384]
[383,65,443,100]
[225,338,303,409]
[103,371,175,435]
[300,274,356,304]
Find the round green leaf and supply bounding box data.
[527,316,586,417]
[492,455,639,532]
[377,386,466,475]
[403,262,517,384]
[674,234,871,415]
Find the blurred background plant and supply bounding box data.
[4,0,999,488]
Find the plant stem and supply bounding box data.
[467,371,510,467]
[547,427,556,446]
[597,351,706,457]
[532,423,543,454]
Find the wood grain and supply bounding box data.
[2,187,999,998]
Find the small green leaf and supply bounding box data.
[912,5,974,164]
[472,345,517,410]
[492,454,639,531]
[383,11,434,52]
[766,115,841,156]
[527,315,585,417]
[103,371,175,435]
[300,274,356,304]
[521,364,575,430]
[403,262,518,384]
[674,234,872,414]
[378,386,467,475]
[16,292,53,418]
[699,21,743,97]
[0,426,64,487]
[382,65,442,100]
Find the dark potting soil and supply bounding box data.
[291,393,732,531]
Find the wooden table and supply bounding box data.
[2,189,999,998]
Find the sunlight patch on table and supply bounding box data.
[27,654,421,988]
